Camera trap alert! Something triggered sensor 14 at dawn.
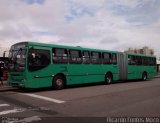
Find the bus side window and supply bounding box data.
[149,57,156,66]
[112,53,117,64]
[136,56,142,66]
[139,56,142,65]
[91,52,101,64]
[52,48,68,64]
[142,57,145,66]
[128,55,136,65]
[28,49,50,71]
[148,58,152,66]
[83,51,90,64]
[153,58,156,66]
[142,57,149,66]
[102,52,112,64]
[69,50,82,64]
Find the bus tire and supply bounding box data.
[142,72,147,81]
[53,75,65,90]
[105,73,113,85]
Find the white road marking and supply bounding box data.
[0,104,10,107]
[0,108,25,116]
[20,93,66,104]
[13,116,41,123]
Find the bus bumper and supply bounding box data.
[8,79,25,88]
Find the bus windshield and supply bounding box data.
[8,44,26,72]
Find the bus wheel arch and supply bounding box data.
[142,71,147,81]
[105,72,113,85]
[52,73,66,90]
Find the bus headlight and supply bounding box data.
[20,79,26,87]
[19,83,24,87]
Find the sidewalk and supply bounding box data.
[0,81,17,92]
[154,72,160,78]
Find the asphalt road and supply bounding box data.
[0,78,160,123]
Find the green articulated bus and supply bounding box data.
[7,42,157,89]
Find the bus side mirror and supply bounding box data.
[30,47,34,50]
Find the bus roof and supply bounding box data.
[12,41,118,53]
[12,41,156,58]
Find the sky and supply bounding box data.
[0,0,160,57]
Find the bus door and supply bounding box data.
[69,50,104,84]
[27,46,52,88]
[52,48,85,85]
[84,51,103,83]
[66,50,85,84]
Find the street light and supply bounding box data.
[3,51,7,58]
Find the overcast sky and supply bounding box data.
[0,0,160,57]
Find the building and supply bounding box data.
[0,47,9,57]
[125,47,154,55]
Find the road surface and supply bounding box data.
[0,78,160,123]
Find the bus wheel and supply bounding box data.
[53,75,65,90]
[105,73,113,85]
[142,72,147,81]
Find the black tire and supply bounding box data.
[142,72,147,81]
[105,73,113,85]
[53,75,65,90]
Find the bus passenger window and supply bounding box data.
[136,56,142,65]
[148,57,156,66]
[83,51,90,64]
[152,58,156,66]
[128,55,136,65]
[112,53,117,64]
[69,50,82,64]
[52,49,68,64]
[102,53,112,64]
[91,52,101,64]
[28,49,50,71]
[142,57,149,66]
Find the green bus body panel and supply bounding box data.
[8,64,119,89]
[25,64,118,88]
[26,65,53,88]
[127,65,157,80]
[66,64,119,85]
